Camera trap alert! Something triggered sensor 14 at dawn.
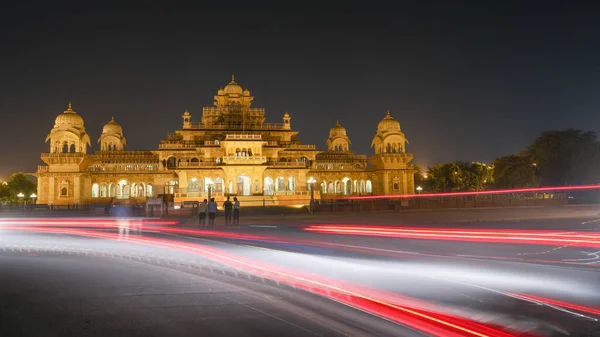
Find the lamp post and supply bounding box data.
[17,192,24,211]
[307,177,316,215]
[30,193,37,207]
[416,186,423,194]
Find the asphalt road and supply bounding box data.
[0,233,408,337]
[3,208,600,336]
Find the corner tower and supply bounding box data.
[45,102,91,154]
[369,110,415,194]
[98,117,126,151]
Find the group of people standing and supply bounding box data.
[198,196,240,227]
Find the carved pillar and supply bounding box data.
[48,177,55,205]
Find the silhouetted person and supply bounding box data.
[208,198,217,227]
[233,197,240,225]
[198,199,208,226]
[223,196,233,225]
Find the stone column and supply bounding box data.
[48,177,55,205]
[74,175,81,204]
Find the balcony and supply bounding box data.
[37,166,49,173]
[225,134,262,140]
[178,161,217,168]
[270,161,309,168]
[222,155,267,165]
[287,144,316,150]
[187,122,287,130]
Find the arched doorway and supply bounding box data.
[92,184,99,198]
[237,175,251,196]
[342,178,351,195]
[264,177,274,196]
[117,180,129,199]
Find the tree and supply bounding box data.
[0,182,10,203]
[7,172,36,202]
[527,129,599,186]
[492,154,538,189]
[427,162,462,192]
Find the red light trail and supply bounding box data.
[3,225,528,337]
[338,183,600,200]
[303,225,600,248]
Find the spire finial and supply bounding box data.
[386,108,390,116]
[336,119,340,125]
[231,73,235,82]
[67,101,73,111]
[111,116,115,122]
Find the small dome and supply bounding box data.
[223,74,243,95]
[54,102,85,129]
[243,89,250,96]
[329,120,347,137]
[217,87,225,95]
[102,117,123,135]
[377,110,400,132]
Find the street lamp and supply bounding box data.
[30,193,37,206]
[416,186,423,194]
[307,177,316,215]
[17,192,24,210]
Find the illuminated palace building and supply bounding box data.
[35,76,415,205]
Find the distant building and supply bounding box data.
[35,76,415,205]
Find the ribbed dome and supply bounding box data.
[329,120,347,137]
[377,110,400,132]
[54,102,84,129]
[102,117,123,135]
[223,74,243,95]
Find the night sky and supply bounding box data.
[1,1,599,179]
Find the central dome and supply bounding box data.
[54,102,84,129]
[102,117,123,135]
[223,74,243,95]
[377,110,400,132]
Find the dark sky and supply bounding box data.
[1,1,599,179]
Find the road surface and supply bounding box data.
[2,208,600,336]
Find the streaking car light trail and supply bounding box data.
[3,225,527,337]
[336,183,600,200]
[512,293,600,316]
[303,226,600,248]
[0,218,178,227]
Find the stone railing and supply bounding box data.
[222,155,267,164]
[225,134,262,140]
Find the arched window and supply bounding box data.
[264,177,274,196]
[321,181,327,194]
[70,144,76,153]
[366,180,372,193]
[214,177,224,192]
[92,184,99,198]
[100,184,107,197]
[215,139,220,145]
[190,158,199,166]
[147,184,154,197]
[166,157,177,169]
[60,180,69,197]
[276,177,285,192]
[288,177,296,191]
[62,142,69,153]
[138,183,146,197]
[188,178,199,191]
